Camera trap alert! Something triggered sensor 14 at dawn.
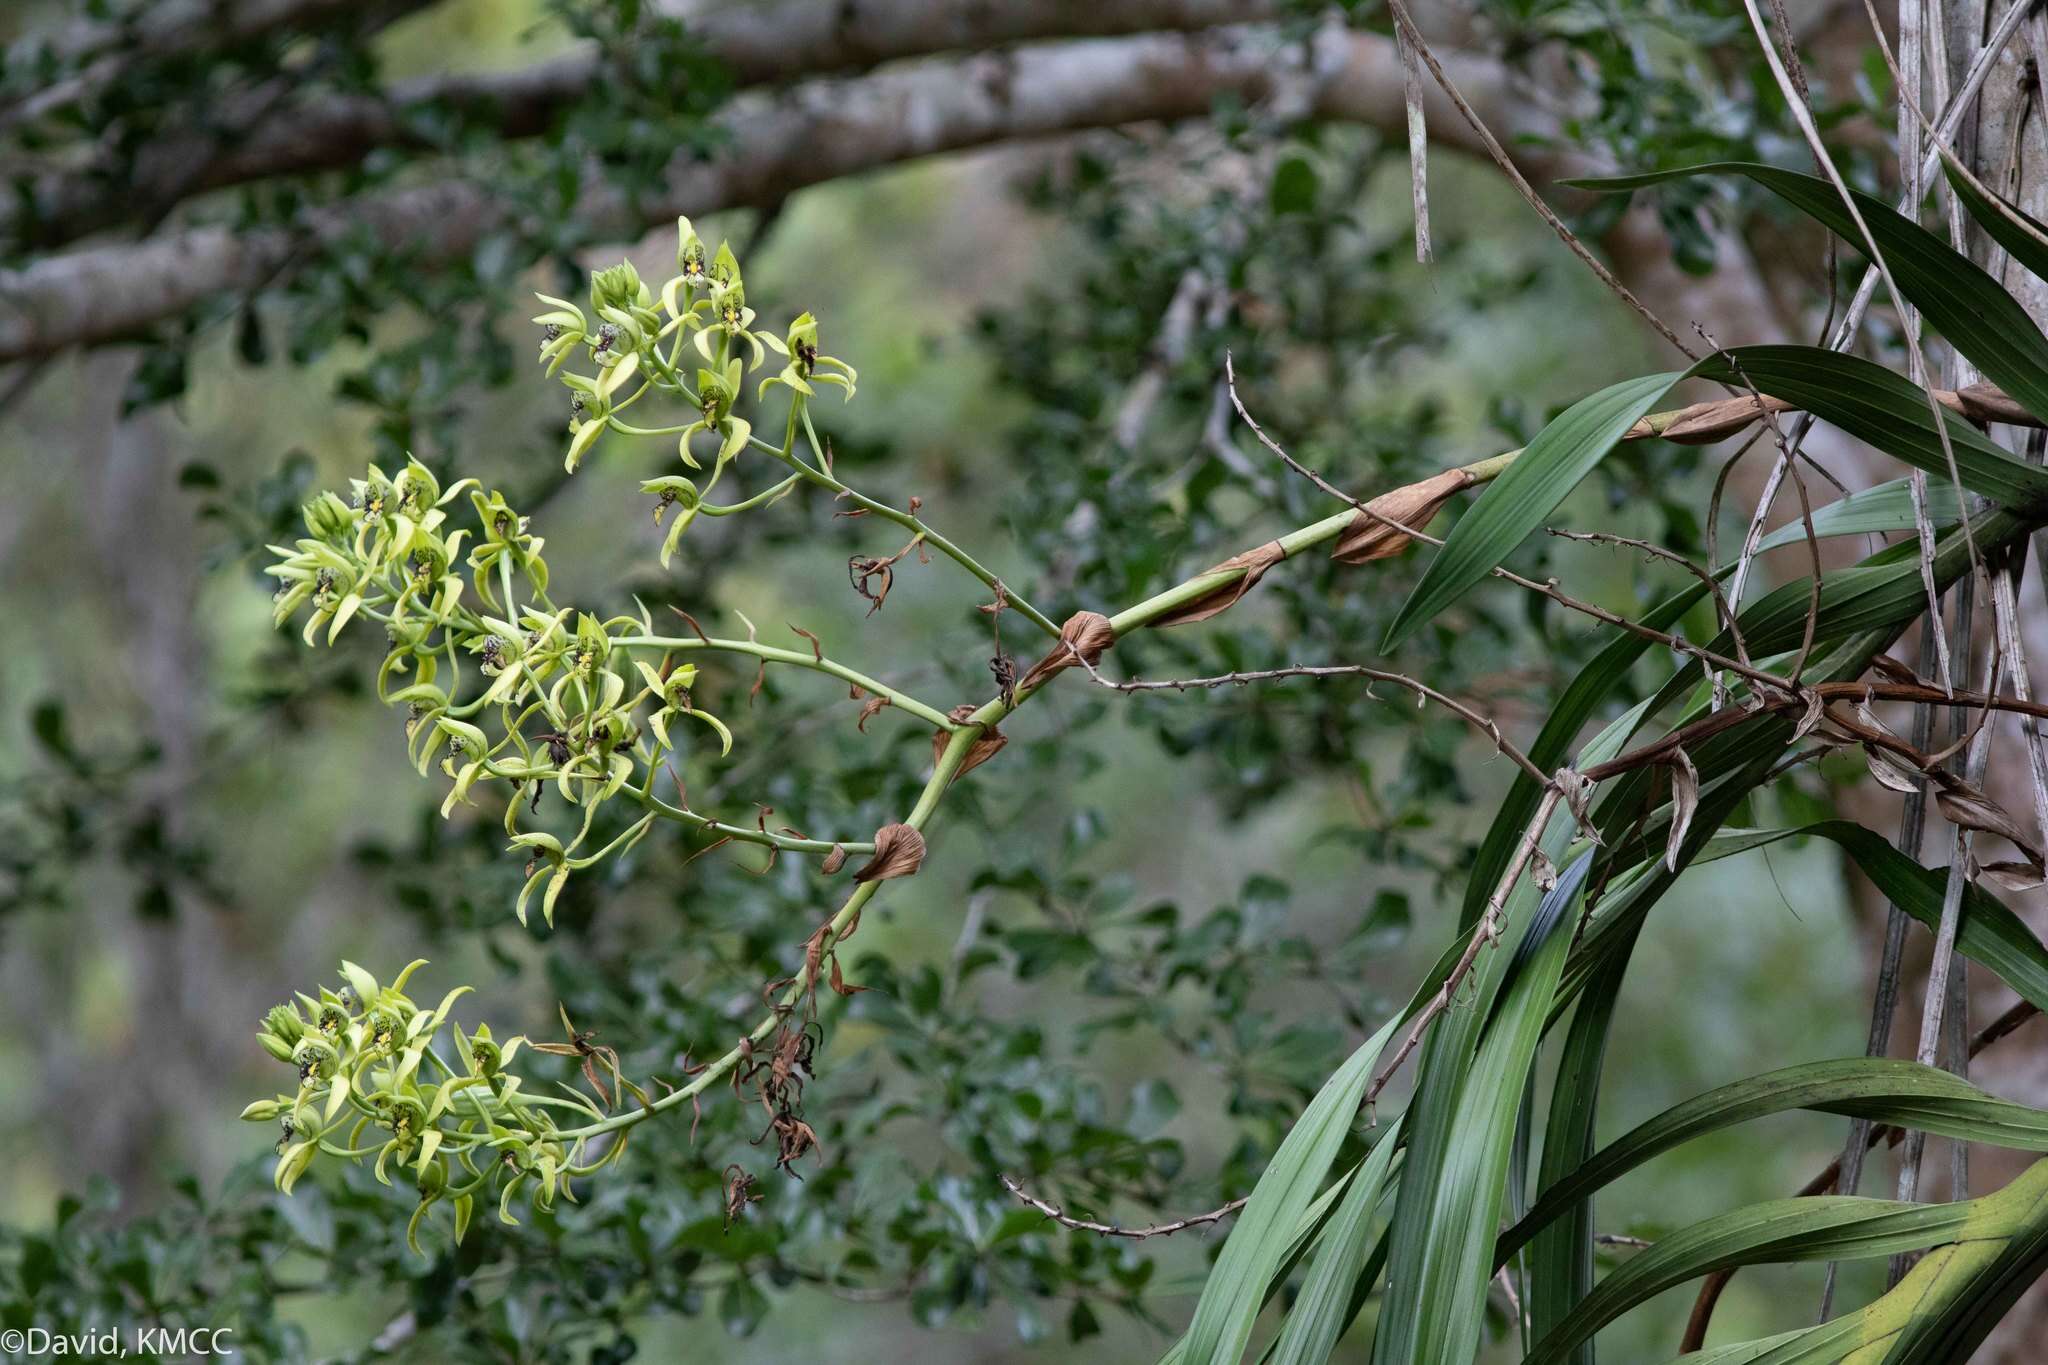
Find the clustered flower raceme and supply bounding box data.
[244,962,630,1252]
[533,218,855,565]
[265,456,734,926]
[257,223,878,1236]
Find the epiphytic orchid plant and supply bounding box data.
[253,148,2048,1363]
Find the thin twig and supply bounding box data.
[1724,0,2036,635]
[1820,614,1942,1318]
[1366,786,1566,1108]
[1891,618,2000,1281]
[1546,528,1753,671]
[1739,0,1985,669]
[1393,17,1431,263]
[998,1174,1247,1240]
[1069,653,1551,790]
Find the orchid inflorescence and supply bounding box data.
[532,217,855,566]
[252,223,916,1243]
[264,220,869,929]
[253,221,1040,1248]
[245,960,634,1251]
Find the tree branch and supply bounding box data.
[5,0,1289,249]
[0,0,432,134]
[0,24,1546,363]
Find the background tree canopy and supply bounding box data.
[5,0,2048,1361]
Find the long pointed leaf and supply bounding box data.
[1693,347,2048,508]
[1571,163,2048,418]
[1384,369,1695,650]
[1267,1118,1406,1365]
[1522,1179,2027,1365]
[1501,1059,2048,1266]
[1177,1013,1402,1365]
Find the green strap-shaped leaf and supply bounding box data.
[1176,1013,1402,1365]
[1529,917,1642,1362]
[1500,1058,2048,1266]
[1694,820,2048,1013]
[1383,369,1695,651]
[1665,1157,2048,1364]
[1751,474,1962,553]
[1571,162,2048,419]
[1521,1163,2048,1365]
[1266,1117,1405,1365]
[1693,346,2048,509]
[1371,854,1591,1365]
[1373,712,1649,1365]
[1943,162,2048,299]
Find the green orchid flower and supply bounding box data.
[466,488,550,611]
[641,475,701,566]
[531,294,588,376]
[633,659,733,756]
[760,311,857,400]
[692,241,767,370]
[676,359,751,470]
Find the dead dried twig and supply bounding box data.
[998,1174,1248,1240]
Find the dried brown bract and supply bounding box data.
[530,1005,629,1111]
[990,651,1016,708]
[1331,468,1473,564]
[932,704,1006,781]
[1623,392,1795,445]
[849,555,893,613]
[853,823,926,881]
[1154,540,1289,626]
[820,843,848,875]
[667,603,712,644]
[1016,610,1117,692]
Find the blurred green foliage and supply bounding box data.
[0,0,1907,1360]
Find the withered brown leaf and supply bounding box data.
[853,823,926,882]
[849,555,893,614]
[1663,749,1699,873]
[1937,783,2046,872]
[821,843,848,875]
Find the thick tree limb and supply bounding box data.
[0,0,437,134]
[6,0,1284,250]
[0,25,1536,363]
